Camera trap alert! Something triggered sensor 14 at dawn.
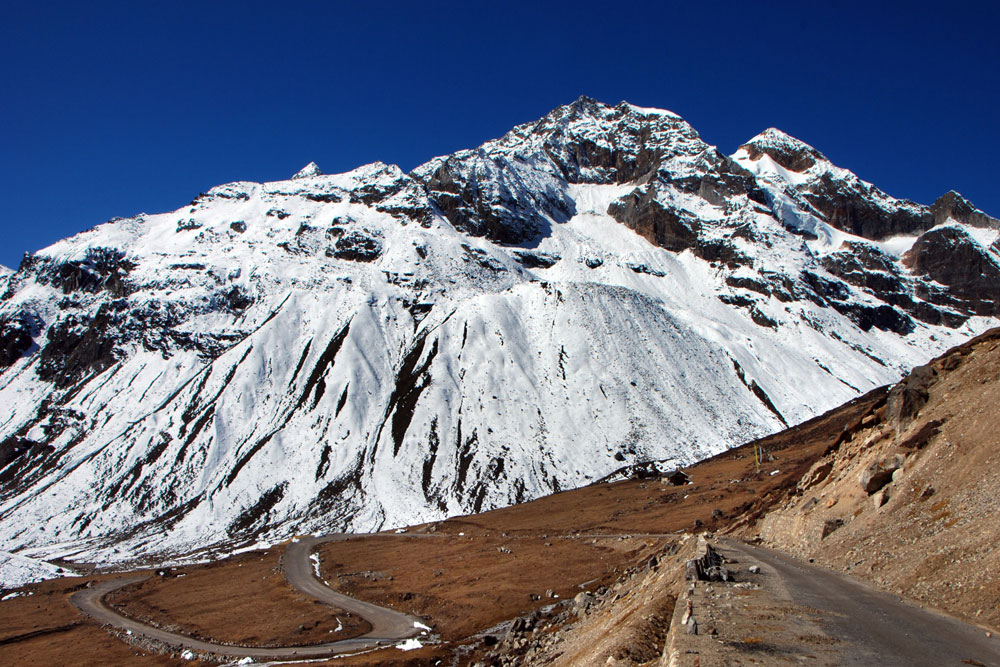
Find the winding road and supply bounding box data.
[71,534,425,660]
[723,540,1000,666]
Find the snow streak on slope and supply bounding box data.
[0,97,997,574]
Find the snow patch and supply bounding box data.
[0,551,76,589]
[310,553,322,579]
[396,638,423,651]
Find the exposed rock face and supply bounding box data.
[930,191,1000,229]
[607,186,701,253]
[22,247,135,297]
[0,312,34,367]
[331,230,383,262]
[36,305,121,388]
[820,241,969,328]
[804,174,933,239]
[738,127,827,172]
[902,226,1000,316]
[736,128,934,240]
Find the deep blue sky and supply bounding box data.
[2,1,998,269]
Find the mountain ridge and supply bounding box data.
[0,97,997,575]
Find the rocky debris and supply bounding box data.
[872,488,890,508]
[572,591,595,614]
[685,539,732,582]
[229,220,247,233]
[748,328,1000,637]
[798,461,833,491]
[822,518,844,538]
[478,537,686,666]
[747,565,761,574]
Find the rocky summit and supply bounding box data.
[0,96,998,571]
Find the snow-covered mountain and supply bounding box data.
[1,96,998,569]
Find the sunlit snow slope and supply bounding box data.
[1,97,998,571]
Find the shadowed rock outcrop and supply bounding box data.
[903,226,1000,316]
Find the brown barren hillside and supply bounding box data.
[751,327,1000,631]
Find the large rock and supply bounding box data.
[885,364,937,427]
[859,454,905,495]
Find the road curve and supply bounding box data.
[71,535,425,660]
[723,540,1000,667]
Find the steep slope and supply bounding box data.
[0,97,997,569]
[755,327,1000,631]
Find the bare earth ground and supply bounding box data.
[106,546,370,647]
[0,573,185,667]
[316,533,656,641]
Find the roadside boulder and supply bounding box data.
[859,454,905,494]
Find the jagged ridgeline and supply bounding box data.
[1,96,998,565]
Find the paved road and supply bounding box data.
[71,535,424,660]
[724,540,1000,667]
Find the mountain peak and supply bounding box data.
[739,128,828,172]
[292,161,323,179]
[931,190,999,229]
